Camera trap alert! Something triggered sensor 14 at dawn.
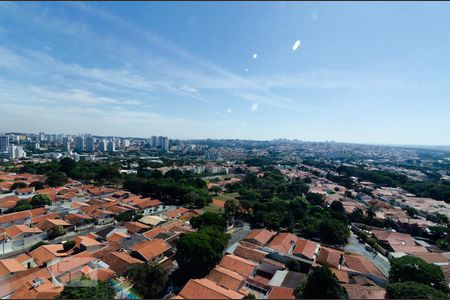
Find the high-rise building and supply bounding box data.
[86,136,95,152]
[74,136,85,152]
[151,136,158,148]
[0,135,9,152]
[39,132,46,142]
[161,137,169,152]
[9,145,26,160]
[123,139,130,148]
[107,140,115,153]
[99,139,107,152]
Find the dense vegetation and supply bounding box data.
[294,266,345,299]
[125,264,168,299]
[386,256,449,299]
[57,277,115,299]
[227,168,350,245]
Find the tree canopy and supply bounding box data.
[30,194,51,208]
[125,263,168,299]
[175,227,229,279]
[389,255,449,293]
[57,278,115,299]
[386,282,449,299]
[190,212,227,231]
[299,266,345,299]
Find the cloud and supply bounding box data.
[227,108,232,113]
[292,40,301,51]
[252,53,258,59]
[251,103,259,112]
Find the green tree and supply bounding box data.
[405,207,418,218]
[46,172,68,187]
[175,228,229,278]
[286,258,301,272]
[330,200,345,213]
[209,186,222,195]
[30,194,51,208]
[29,181,45,190]
[29,241,48,252]
[318,219,350,246]
[190,212,227,231]
[306,193,325,206]
[386,282,449,299]
[63,240,76,252]
[301,266,345,299]
[12,200,32,212]
[366,205,377,219]
[115,211,134,222]
[47,225,66,240]
[10,181,27,191]
[57,277,115,299]
[350,208,365,223]
[59,157,77,177]
[224,200,238,220]
[389,256,449,293]
[125,263,168,298]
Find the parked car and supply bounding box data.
[365,244,374,252]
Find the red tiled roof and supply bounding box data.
[102,251,143,275]
[178,278,245,299]
[206,265,244,290]
[292,238,319,260]
[268,287,295,299]
[130,238,171,262]
[244,229,276,246]
[233,244,267,263]
[166,207,190,218]
[124,221,151,234]
[267,233,298,254]
[219,254,257,278]
[342,284,386,299]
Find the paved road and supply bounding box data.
[227,222,251,247]
[344,232,390,277]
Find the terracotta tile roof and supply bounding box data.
[166,207,190,218]
[0,208,46,225]
[130,238,171,261]
[31,212,61,224]
[36,219,71,231]
[5,225,43,238]
[262,257,285,269]
[292,238,319,260]
[36,188,57,201]
[316,247,344,268]
[143,226,167,239]
[344,254,386,279]
[371,229,416,246]
[74,236,103,248]
[331,268,350,283]
[233,244,267,263]
[206,265,245,290]
[389,244,429,253]
[107,232,130,242]
[0,258,27,278]
[0,267,52,298]
[48,251,94,279]
[219,254,257,278]
[9,277,63,299]
[64,213,93,224]
[342,284,386,299]
[30,244,69,265]
[15,253,33,264]
[85,267,116,281]
[134,199,162,209]
[413,252,450,264]
[102,251,143,275]
[267,233,298,254]
[124,221,151,234]
[178,278,245,299]
[244,229,276,246]
[441,266,450,283]
[268,287,295,299]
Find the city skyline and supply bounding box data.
[1,2,450,145]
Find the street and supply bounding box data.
[344,232,391,277]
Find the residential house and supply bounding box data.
[243,229,276,247]
[177,278,245,299]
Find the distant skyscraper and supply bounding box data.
[39,132,46,142]
[151,136,158,148]
[99,139,107,152]
[107,140,115,153]
[123,139,130,148]
[161,137,169,151]
[74,136,85,151]
[0,135,9,152]
[86,136,95,152]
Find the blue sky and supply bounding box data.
[1,2,449,145]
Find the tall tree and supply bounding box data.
[57,278,115,299]
[300,266,345,299]
[125,263,168,298]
